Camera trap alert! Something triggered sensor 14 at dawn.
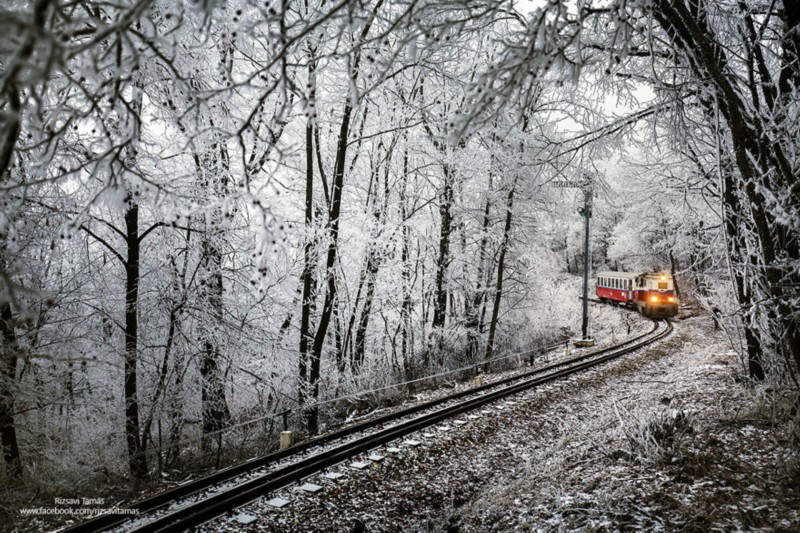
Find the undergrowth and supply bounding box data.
[613,402,693,465]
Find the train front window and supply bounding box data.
[658,281,668,290]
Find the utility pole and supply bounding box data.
[579,187,593,344]
[553,175,595,347]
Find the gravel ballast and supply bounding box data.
[201,314,800,531]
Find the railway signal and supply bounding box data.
[553,176,595,347]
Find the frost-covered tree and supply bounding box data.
[464,0,799,382]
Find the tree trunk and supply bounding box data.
[299,113,316,405]
[0,0,49,476]
[653,1,792,378]
[668,250,681,299]
[431,164,454,334]
[124,203,147,477]
[485,177,517,362]
[306,0,385,434]
[399,147,415,382]
[351,147,392,374]
[0,301,21,477]
[141,255,183,465]
[353,245,380,374]
[466,174,492,362]
[307,99,352,434]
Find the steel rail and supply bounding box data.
[61,341,565,533]
[141,319,672,532]
[62,320,670,533]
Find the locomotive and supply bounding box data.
[595,271,678,318]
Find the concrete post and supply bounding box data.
[279,431,294,449]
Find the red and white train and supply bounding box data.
[595,271,679,318]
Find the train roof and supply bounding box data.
[595,271,639,279]
[595,271,672,279]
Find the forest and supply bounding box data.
[0,0,797,490]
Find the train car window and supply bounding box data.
[658,281,667,289]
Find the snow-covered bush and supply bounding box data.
[614,403,693,465]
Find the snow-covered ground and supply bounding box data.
[200,312,800,531]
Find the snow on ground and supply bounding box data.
[202,311,800,532]
[450,316,800,531]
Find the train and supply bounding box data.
[595,271,679,318]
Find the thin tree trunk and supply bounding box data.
[299,110,316,405]
[307,101,352,433]
[351,146,392,374]
[466,174,492,362]
[668,250,681,299]
[399,147,414,382]
[332,294,345,375]
[306,0,385,434]
[485,177,517,362]
[141,258,182,459]
[432,164,454,334]
[353,243,380,374]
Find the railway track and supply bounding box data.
[62,318,672,533]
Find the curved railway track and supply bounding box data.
[62,318,672,533]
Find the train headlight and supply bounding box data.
[650,295,660,303]
[660,274,667,281]
[668,296,675,303]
